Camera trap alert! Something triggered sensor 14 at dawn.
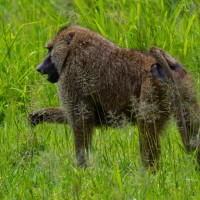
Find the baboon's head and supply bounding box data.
[37,26,75,83]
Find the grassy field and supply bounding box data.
[1,0,200,199]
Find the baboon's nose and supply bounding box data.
[37,67,41,73]
[37,64,43,74]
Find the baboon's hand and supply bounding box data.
[29,107,67,127]
[29,111,43,127]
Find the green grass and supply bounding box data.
[1,0,200,199]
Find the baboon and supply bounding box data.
[30,25,200,169]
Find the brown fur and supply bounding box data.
[150,47,200,165]
[30,107,67,126]
[30,25,200,169]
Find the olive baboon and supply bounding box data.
[30,25,200,169]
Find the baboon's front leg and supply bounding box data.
[72,117,93,168]
[29,107,67,127]
[70,100,94,167]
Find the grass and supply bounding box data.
[1,0,200,199]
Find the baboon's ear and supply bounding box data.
[66,32,75,44]
[151,64,168,82]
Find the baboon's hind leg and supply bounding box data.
[138,78,169,170]
[138,117,167,170]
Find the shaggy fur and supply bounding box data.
[30,25,200,169]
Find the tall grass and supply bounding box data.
[1,0,200,199]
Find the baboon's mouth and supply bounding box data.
[39,72,48,79]
[37,69,48,75]
[47,73,59,83]
[39,72,52,81]
[47,74,52,80]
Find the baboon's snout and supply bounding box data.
[37,62,48,75]
[37,63,44,74]
[37,52,51,74]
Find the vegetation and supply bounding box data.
[1,0,200,199]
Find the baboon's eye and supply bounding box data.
[45,44,53,52]
[66,32,75,44]
[46,47,53,52]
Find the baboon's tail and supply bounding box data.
[149,46,188,145]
